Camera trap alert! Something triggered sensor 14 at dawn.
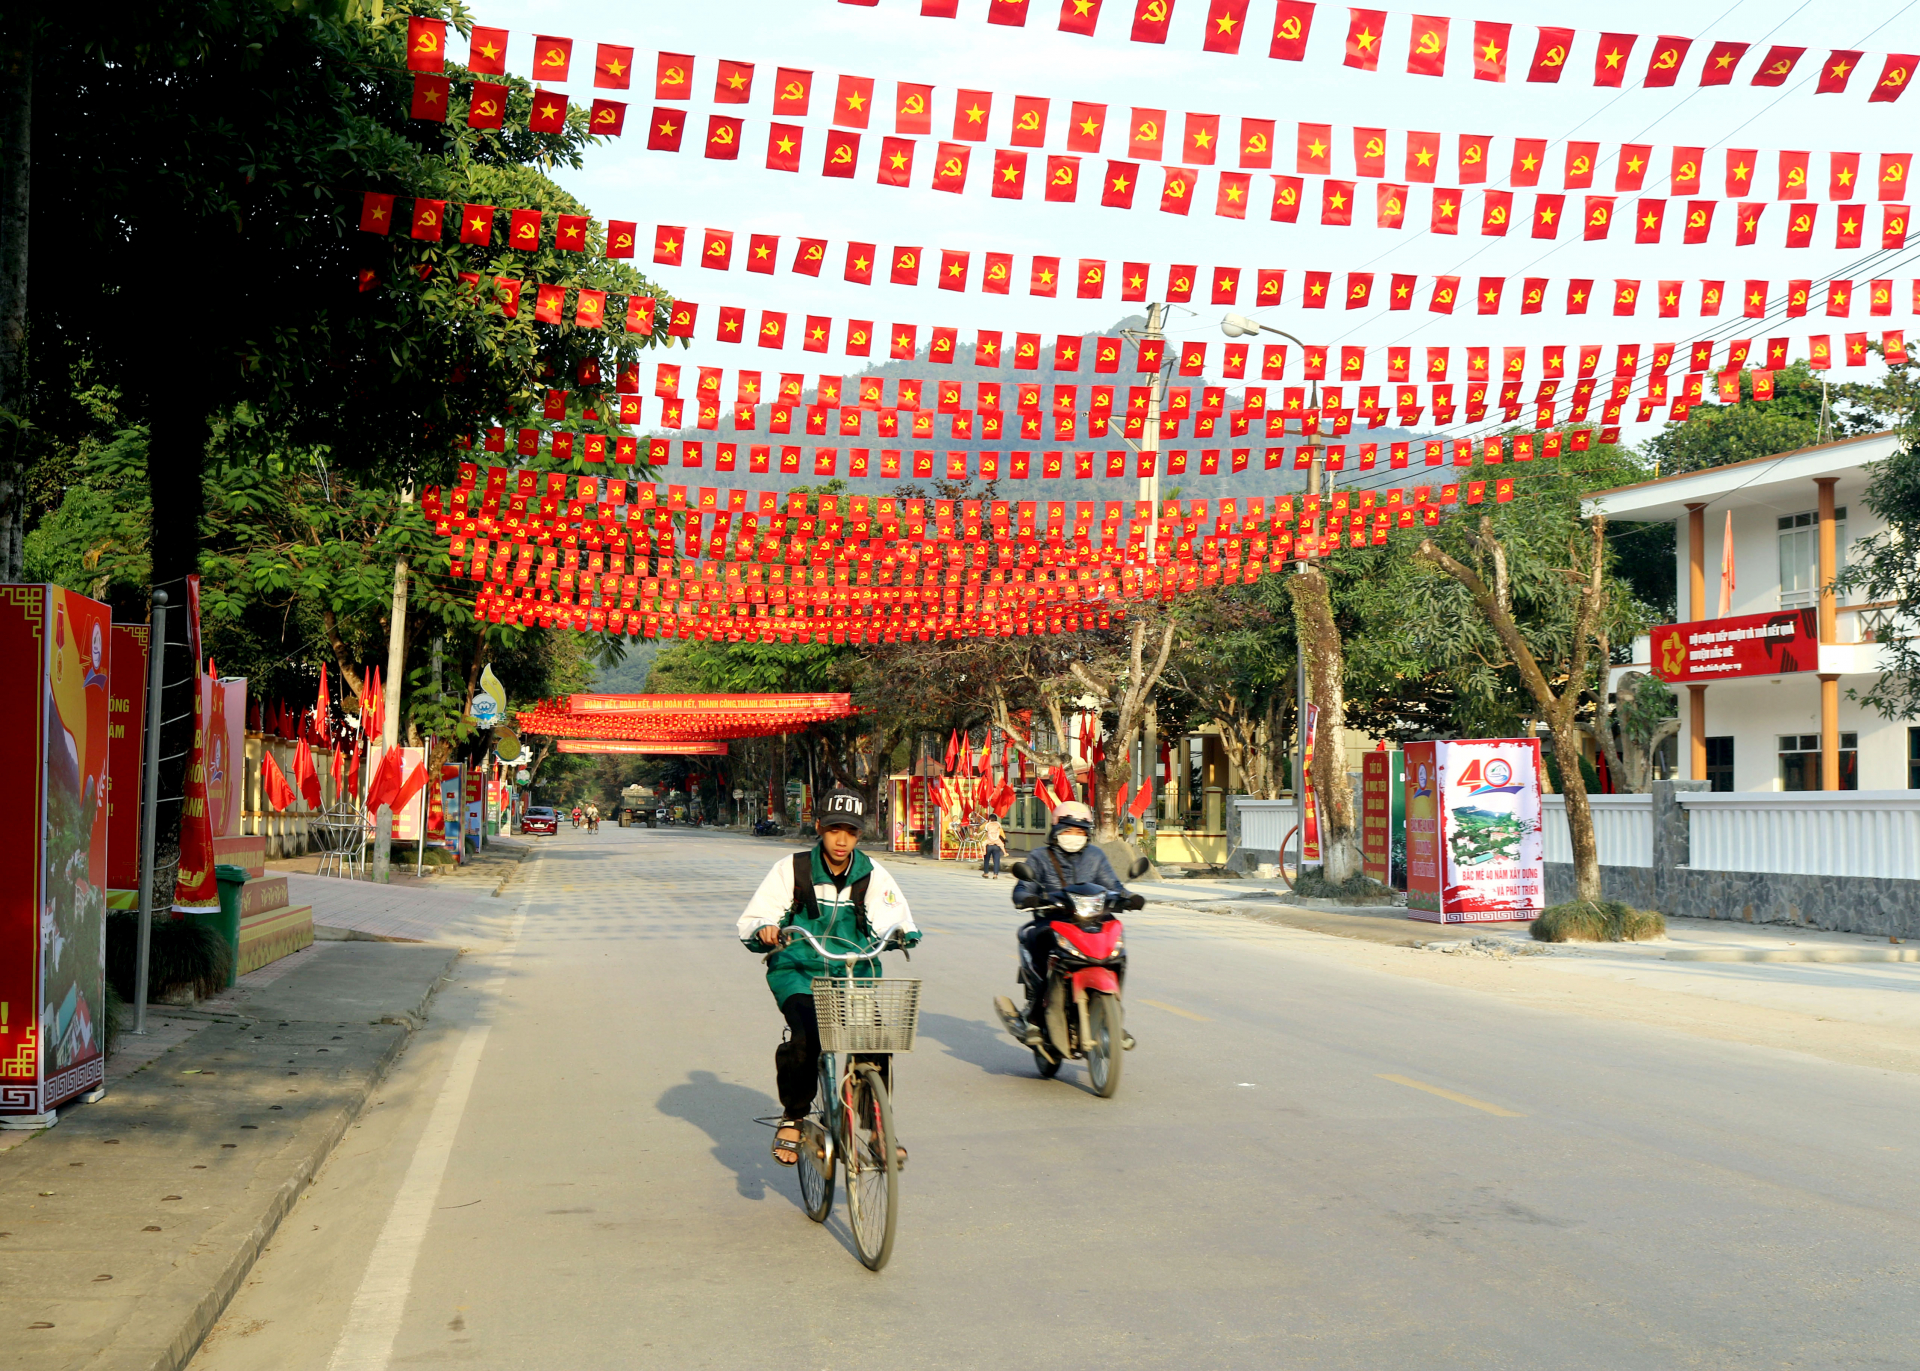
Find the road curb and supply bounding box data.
[1666,946,1920,963]
[143,1019,415,1371]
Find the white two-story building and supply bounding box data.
[1587,430,1916,793]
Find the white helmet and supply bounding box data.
[1052,800,1094,831]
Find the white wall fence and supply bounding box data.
[1541,795,1655,868]
[1543,790,1920,881]
[1233,798,1296,854]
[1683,792,1920,880]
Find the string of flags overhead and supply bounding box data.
[831,4,1915,103]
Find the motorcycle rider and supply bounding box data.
[1009,800,1143,1047]
[736,787,920,1167]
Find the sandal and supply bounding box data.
[771,1121,802,1167]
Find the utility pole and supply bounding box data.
[132,590,168,1035]
[370,488,413,883]
[1138,301,1166,552]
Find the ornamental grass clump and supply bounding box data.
[105,913,233,1003]
[1531,899,1666,943]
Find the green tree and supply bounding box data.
[1838,409,1920,719]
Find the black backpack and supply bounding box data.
[788,850,872,935]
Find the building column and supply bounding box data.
[1816,476,1840,790]
[1685,502,1709,782]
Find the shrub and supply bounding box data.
[1532,899,1667,942]
[105,912,234,1003]
[1294,868,1397,903]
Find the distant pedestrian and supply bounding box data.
[979,815,1007,879]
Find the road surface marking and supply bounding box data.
[1140,998,1210,1021]
[326,905,528,1371]
[1377,1073,1523,1117]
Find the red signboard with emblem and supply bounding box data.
[1649,609,1820,682]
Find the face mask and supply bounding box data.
[1056,829,1089,853]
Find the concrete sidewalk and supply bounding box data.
[0,924,466,1369]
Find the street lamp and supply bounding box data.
[1227,310,1321,888]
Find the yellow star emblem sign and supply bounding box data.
[1306,136,1327,158]
[727,72,746,89]
[1328,191,1347,209]
[1111,173,1130,192]
[1354,27,1376,52]
[1078,114,1100,136]
[1128,273,1144,288]
[1038,267,1055,284]
[853,255,870,271]
[1439,198,1457,218]
[1536,205,1555,224]
[1002,164,1021,182]
[1192,128,1213,149]
[808,327,825,341]
[844,91,866,112]
[775,135,795,154]
[1413,146,1434,167]
[753,244,770,258]
[537,101,559,120]
[605,56,626,77]
[1480,39,1501,62]
[888,151,908,169]
[478,40,501,61]
[1626,153,1644,173]
[661,236,679,253]
[424,87,442,104]
[1642,211,1659,228]
[965,103,985,123]
[1225,183,1243,203]
[657,119,678,137]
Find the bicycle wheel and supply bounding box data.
[796,1116,835,1223]
[842,1064,899,1271]
[1086,994,1124,1099]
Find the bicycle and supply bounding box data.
[777,925,920,1272]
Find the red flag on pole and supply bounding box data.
[391,760,431,817]
[366,746,406,814]
[292,737,323,810]
[262,749,297,812]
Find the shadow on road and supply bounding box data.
[915,1010,1040,1078]
[655,1069,800,1208]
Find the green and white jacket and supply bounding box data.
[737,845,919,1003]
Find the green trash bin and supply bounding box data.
[208,864,248,988]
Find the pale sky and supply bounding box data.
[471,0,1920,446]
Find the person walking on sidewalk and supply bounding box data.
[979,814,1007,879]
[735,787,921,1166]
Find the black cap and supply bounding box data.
[818,787,867,830]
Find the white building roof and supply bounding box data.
[1581,429,1904,523]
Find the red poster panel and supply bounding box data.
[1404,741,1441,911]
[1361,750,1393,886]
[1,585,113,1119]
[1649,608,1819,681]
[1434,739,1543,919]
[107,624,149,903]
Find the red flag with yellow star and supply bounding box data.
[878,137,915,186]
[1593,33,1636,86]
[410,74,448,121]
[595,44,633,89]
[358,192,394,235]
[529,92,569,134]
[1344,8,1384,70]
[1203,0,1247,53]
[1816,50,1862,93]
[767,124,803,171]
[1472,21,1508,80]
[467,26,508,74]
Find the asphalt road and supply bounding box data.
[190,827,1920,1370]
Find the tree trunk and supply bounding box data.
[1083,619,1176,841]
[0,14,28,583]
[1418,517,1611,904]
[1288,569,1361,881]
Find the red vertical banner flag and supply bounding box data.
[468,26,508,74]
[932,143,971,192]
[1270,1,1314,59]
[1407,15,1448,75]
[1752,44,1803,85]
[656,52,694,100]
[990,0,1031,24]
[835,76,874,127]
[1059,0,1103,36]
[533,35,574,82]
[1529,26,1573,81]
[1130,0,1174,44]
[1871,54,1919,103]
[1203,0,1248,53]
[1473,22,1509,80]
[406,16,447,70]
[1817,50,1863,93]
[896,83,932,134]
[590,99,627,136]
[1344,8,1385,70]
[529,92,570,134]
[596,44,634,88]
[993,148,1028,197]
[1643,35,1691,87]
[1880,154,1912,200]
[878,137,915,186]
[1700,40,1748,84]
[410,75,449,121]
[1594,33,1636,87]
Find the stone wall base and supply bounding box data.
[1546,862,1920,940]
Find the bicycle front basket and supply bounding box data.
[812,977,922,1053]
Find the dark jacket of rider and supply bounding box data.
[1012,842,1126,907]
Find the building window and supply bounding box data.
[1704,736,1734,791]
[1777,508,1846,610]
[1778,732,1858,791]
[1910,728,1920,788]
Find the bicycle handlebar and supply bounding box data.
[778,925,907,961]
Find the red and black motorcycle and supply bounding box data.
[994,860,1147,1099]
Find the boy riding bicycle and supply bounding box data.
[736,787,919,1166]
